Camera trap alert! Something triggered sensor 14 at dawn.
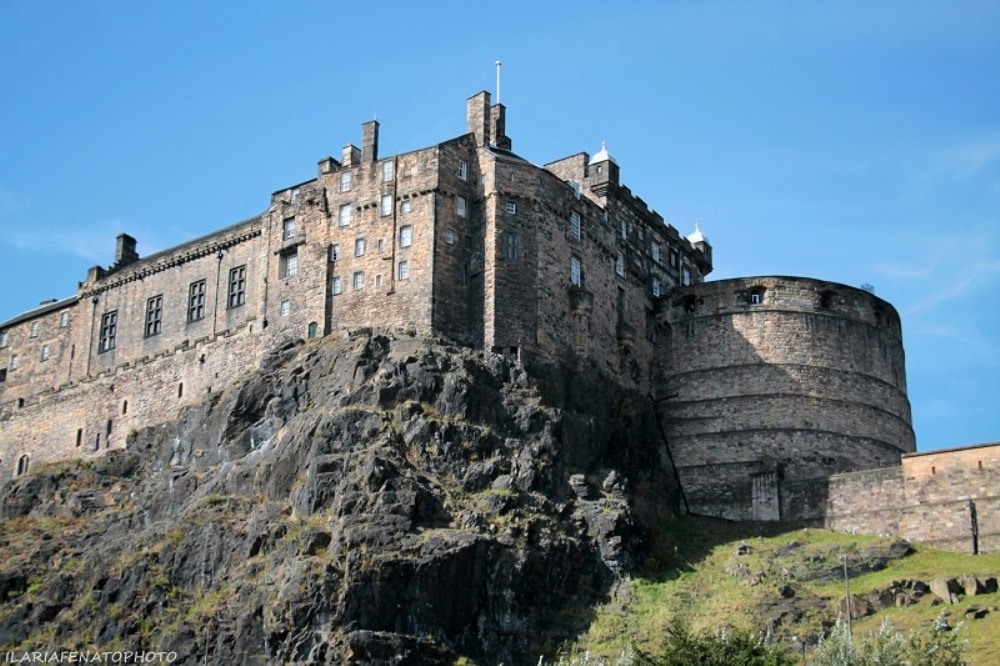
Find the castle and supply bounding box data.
[1,91,995,552]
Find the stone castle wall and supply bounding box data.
[660,277,915,521]
[826,443,1000,553]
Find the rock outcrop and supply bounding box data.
[0,331,678,664]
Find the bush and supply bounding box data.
[810,614,968,666]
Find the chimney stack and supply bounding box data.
[361,120,379,162]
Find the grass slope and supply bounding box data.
[575,516,1000,664]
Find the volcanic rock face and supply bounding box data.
[0,331,678,664]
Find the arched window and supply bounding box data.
[16,455,29,476]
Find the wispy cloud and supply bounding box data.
[921,130,1000,190]
[0,219,171,264]
[0,188,30,217]
[911,322,1000,365]
[902,259,1000,319]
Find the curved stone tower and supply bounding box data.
[659,276,915,521]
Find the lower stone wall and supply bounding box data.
[825,442,1000,554]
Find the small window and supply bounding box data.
[280,300,291,317]
[381,194,393,216]
[457,196,467,218]
[353,271,364,290]
[570,211,581,242]
[503,232,520,260]
[281,252,299,278]
[76,429,83,447]
[338,204,352,227]
[398,260,409,280]
[188,279,206,322]
[228,266,247,308]
[0,332,7,348]
[145,295,163,337]
[458,160,468,181]
[444,228,457,245]
[399,225,413,248]
[308,322,318,338]
[401,200,412,214]
[570,256,582,287]
[505,201,517,215]
[282,217,296,240]
[375,274,382,288]
[178,382,184,398]
[99,311,118,352]
[60,312,70,328]
[94,433,100,451]
[377,238,384,254]
[40,345,50,362]
[750,289,763,305]
[122,400,128,415]
[681,267,691,286]
[340,170,352,192]
[651,243,660,263]
[16,455,29,477]
[289,187,300,204]
[0,368,6,382]
[9,354,17,370]
[331,276,342,295]
[329,244,341,261]
[615,252,625,277]
[354,238,366,257]
[669,251,679,268]
[29,322,39,338]
[382,161,394,182]
[652,278,661,297]
[620,220,627,240]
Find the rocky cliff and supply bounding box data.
[0,330,679,664]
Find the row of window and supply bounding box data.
[95,266,247,352]
[336,159,468,193]
[568,255,683,296]
[0,312,72,349]
[330,260,411,295]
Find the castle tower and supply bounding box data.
[659,276,915,521]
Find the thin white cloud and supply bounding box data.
[0,188,30,217]
[902,259,1000,318]
[1,220,171,264]
[929,130,1000,183]
[911,322,999,365]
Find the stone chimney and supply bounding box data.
[113,233,138,269]
[467,91,491,147]
[490,103,511,150]
[361,120,379,163]
[342,144,361,167]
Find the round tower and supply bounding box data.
[659,276,914,521]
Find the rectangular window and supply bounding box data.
[280,300,291,316]
[188,280,206,322]
[99,311,117,352]
[457,196,467,218]
[505,201,517,215]
[375,274,382,288]
[381,194,393,216]
[503,232,520,260]
[651,243,661,263]
[340,170,352,192]
[682,267,691,286]
[281,252,298,278]
[458,160,468,181]
[144,295,162,337]
[60,312,70,327]
[330,244,341,261]
[570,211,581,242]
[398,260,409,280]
[228,265,247,308]
[282,217,296,240]
[353,271,364,290]
[570,256,582,287]
[444,228,457,245]
[401,200,412,214]
[377,238,384,254]
[620,220,627,240]
[9,354,17,370]
[382,161,394,182]
[652,277,661,297]
[0,332,7,348]
[289,187,300,204]
[399,225,413,248]
[338,204,352,227]
[30,322,39,338]
[669,251,678,268]
[0,368,6,382]
[615,252,625,277]
[331,276,342,295]
[354,238,366,257]
[40,345,50,361]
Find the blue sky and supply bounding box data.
[0,1,997,451]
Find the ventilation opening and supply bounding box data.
[95,433,101,451]
[76,429,83,448]
[931,466,936,475]
[178,382,184,399]
[17,398,25,409]
[749,287,765,305]
[683,294,698,313]
[122,400,128,415]
[820,290,835,309]
[106,419,113,437]
[16,455,29,476]
[978,460,983,471]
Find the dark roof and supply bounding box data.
[0,296,79,330]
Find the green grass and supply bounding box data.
[574,516,1000,663]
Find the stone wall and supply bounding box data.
[660,277,915,521]
[826,442,1000,554]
